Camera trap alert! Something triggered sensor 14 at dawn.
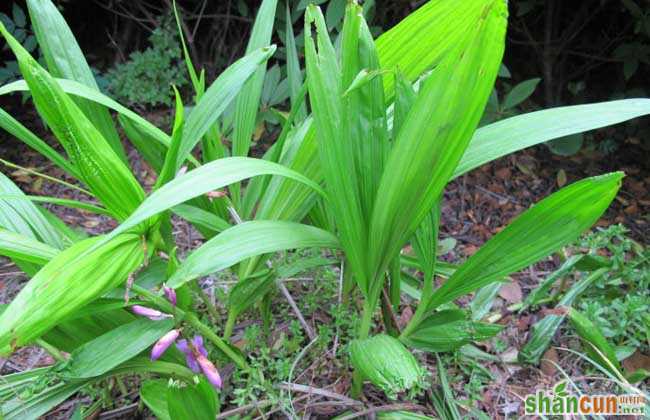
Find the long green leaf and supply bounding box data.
[168,220,339,287]
[376,0,505,99]
[62,318,175,379]
[0,228,59,265]
[104,157,325,243]
[0,172,67,249]
[367,1,507,293]
[0,25,145,221]
[455,99,650,178]
[232,0,278,159]
[0,107,78,177]
[427,174,622,311]
[26,0,126,162]
[0,79,180,167]
[176,46,276,171]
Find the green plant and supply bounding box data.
[106,14,187,107]
[0,0,649,416]
[0,3,39,85]
[576,225,649,356]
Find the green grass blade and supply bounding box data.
[168,220,339,287]
[26,0,126,162]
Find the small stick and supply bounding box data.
[336,403,428,420]
[277,281,316,341]
[278,382,363,407]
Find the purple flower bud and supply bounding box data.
[163,285,177,306]
[151,329,180,360]
[131,305,172,321]
[197,355,222,389]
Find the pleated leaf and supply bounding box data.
[0,228,59,265]
[455,99,650,178]
[62,318,175,379]
[367,1,507,292]
[26,0,126,162]
[104,157,325,243]
[0,25,145,221]
[349,334,427,399]
[400,310,502,352]
[168,221,339,287]
[176,45,276,172]
[232,0,278,159]
[426,174,623,311]
[0,234,144,354]
[377,0,506,99]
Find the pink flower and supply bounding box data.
[131,305,172,321]
[151,329,180,360]
[163,285,177,306]
[176,335,207,373]
[176,335,221,388]
[197,355,222,389]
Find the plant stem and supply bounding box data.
[192,279,221,323]
[131,284,248,370]
[358,298,376,340]
[35,338,67,363]
[352,292,380,398]
[223,311,236,340]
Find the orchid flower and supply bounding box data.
[131,305,172,321]
[177,335,222,389]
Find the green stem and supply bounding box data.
[131,284,248,370]
[35,338,67,363]
[352,292,380,398]
[192,279,221,323]
[223,311,236,341]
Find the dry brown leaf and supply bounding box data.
[541,347,559,377]
[499,281,523,304]
[556,169,567,187]
[622,350,650,374]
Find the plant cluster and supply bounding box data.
[0,0,648,418]
[105,14,188,108]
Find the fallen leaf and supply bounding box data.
[541,347,559,377]
[499,281,523,304]
[556,169,567,187]
[622,350,650,374]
